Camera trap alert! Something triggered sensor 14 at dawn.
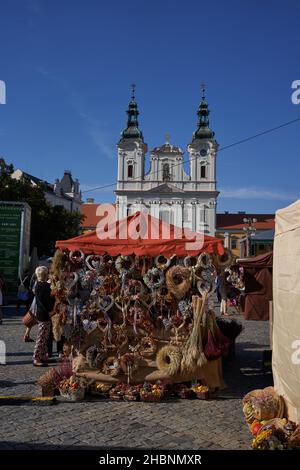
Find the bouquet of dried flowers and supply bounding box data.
[89,382,112,398]
[124,385,141,401]
[140,383,164,402]
[109,383,127,400]
[174,383,195,399]
[191,384,210,400]
[59,375,86,401]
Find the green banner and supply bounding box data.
[0,204,22,295]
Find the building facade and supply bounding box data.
[115,88,219,235]
[11,169,82,212]
[216,212,275,257]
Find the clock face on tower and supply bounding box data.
[200,148,208,157]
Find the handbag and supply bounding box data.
[22,310,38,328]
[204,330,223,360]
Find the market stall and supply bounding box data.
[39,212,242,402]
[241,200,300,449]
[238,252,273,321]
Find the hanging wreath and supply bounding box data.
[166,265,191,300]
[198,252,213,268]
[216,248,233,268]
[85,254,102,271]
[183,256,199,269]
[123,279,145,301]
[102,356,121,377]
[143,267,165,290]
[63,271,79,290]
[69,250,85,265]
[138,336,157,358]
[156,345,182,376]
[200,266,216,283]
[155,254,172,270]
[115,255,134,275]
[197,279,215,297]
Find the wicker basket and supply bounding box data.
[177,389,195,399]
[59,387,85,402]
[124,394,140,402]
[140,392,163,403]
[194,390,210,400]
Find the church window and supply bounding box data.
[127,164,133,178]
[201,166,206,178]
[200,207,206,223]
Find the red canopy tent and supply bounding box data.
[56,212,224,257]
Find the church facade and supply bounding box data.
[115,87,219,235]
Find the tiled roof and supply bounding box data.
[217,213,275,231]
[81,203,116,228]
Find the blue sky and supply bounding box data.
[0,0,299,213]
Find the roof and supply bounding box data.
[238,251,273,268]
[81,203,116,229]
[252,229,275,241]
[56,211,224,257]
[217,213,275,231]
[147,183,185,194]
[151,143,183,154]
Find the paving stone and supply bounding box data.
[0,306,271,450]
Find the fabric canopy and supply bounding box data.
[238,252,273,320]
[272,199,300,422]
[56,211,224,257]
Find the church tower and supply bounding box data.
[187,86,219,234]
[116,85,148,219]
[115,85,219,236]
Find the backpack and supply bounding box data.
[17,277,29,301]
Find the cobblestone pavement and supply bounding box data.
[0,305,272,450]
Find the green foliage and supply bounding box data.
[0,158,84,255]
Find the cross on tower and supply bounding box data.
[131,83,136,101]
[165,132,171,143]
[201,83,206,98]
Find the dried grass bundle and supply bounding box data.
[181,294,207,373]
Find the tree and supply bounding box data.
[0,158,84,255]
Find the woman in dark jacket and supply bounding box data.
[33,266,55,366]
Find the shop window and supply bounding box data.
[231,238,238,250]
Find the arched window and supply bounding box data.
[127,164,133,178]
[200,166,206,178]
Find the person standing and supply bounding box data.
[16,271,31,313]
[33,266,55,367]
[219,271,230,316]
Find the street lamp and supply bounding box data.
[242,217,257,257]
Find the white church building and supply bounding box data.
[115,87,219,235]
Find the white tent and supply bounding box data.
[272,199,300,422]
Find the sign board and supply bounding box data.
[0,202,31,296]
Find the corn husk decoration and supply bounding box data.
[181,294,207,373]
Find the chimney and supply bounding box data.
[86,198,95,204]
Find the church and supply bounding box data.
[115,86,219,236]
